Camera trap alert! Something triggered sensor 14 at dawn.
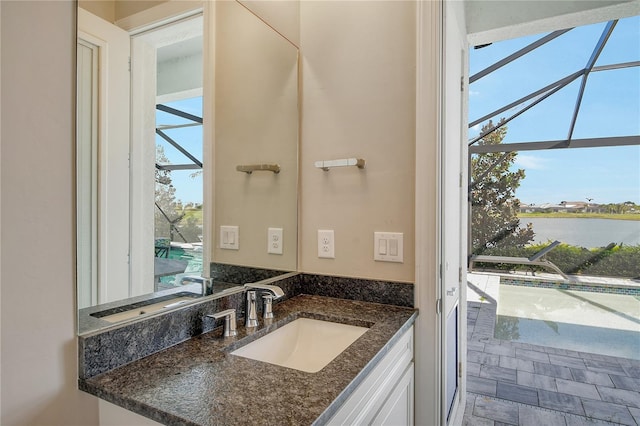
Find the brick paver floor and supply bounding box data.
[463,273,640,426]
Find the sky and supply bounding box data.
[468,15,640,205]
[156,97,204,205]
[159,16,640,206]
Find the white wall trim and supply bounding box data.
[116,1,203,34]
[415,1,444,425]
[202,1,215,275]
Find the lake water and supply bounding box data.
[519,217,640,248]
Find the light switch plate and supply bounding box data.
[268,227,283,255]
[220,226,239,250]
[374,232,403,263]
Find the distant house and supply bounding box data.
[559,201,587,212]
[520,201,596,213]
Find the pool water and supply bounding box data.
[158,247,203,286]
[495,285,640,360]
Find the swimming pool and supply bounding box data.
[495,284,640,360]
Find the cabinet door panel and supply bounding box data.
[372,363,414,426]
[328,326,414,425]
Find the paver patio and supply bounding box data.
[463,273,640,426]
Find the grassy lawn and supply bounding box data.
[182,208,203,223]
[519,212,640,221]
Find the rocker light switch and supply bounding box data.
[220,226,239,250]
[374,232,403,263]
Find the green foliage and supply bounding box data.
[471,119,535,253]
[155,145,203,243]
[474,242,640,278]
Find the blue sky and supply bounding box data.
[160,16,639,206]
[469,15,640,205]
[156,97,203,204]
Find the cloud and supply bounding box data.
[514,154,549,170]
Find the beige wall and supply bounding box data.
[0,1,98,425]
[299,1,416,282]
[213,0,299,271]
[240,0,300,47]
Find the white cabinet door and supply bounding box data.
[99,400,162,425]
[328,326,414,425]
[372,362,415,426]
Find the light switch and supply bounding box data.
[378,239,388,255]
[389,239,398,256]
[374,232,403,263]
[220,226,239,250]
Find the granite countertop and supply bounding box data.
[79,294,417,426]
[78,282,241,335]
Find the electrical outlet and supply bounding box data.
[220,226,239,250]
[268,227,283,255]
[317,230,335,259]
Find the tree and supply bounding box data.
[470,119,534,254]
[155,146,203,243]
[155,146,183,241]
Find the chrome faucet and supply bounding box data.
[262,294,274,319]
[207,309,237,337]
[243,283,285,299]
[243,283,284,327]
[181,276,213,296]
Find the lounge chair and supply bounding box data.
[469,240,570,280]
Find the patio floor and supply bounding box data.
[463,273,640,426]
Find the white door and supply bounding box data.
[78,8,131,304]
[442,2,468,422]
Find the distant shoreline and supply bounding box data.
[518,212,640,221]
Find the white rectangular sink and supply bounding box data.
[231,318,369,373]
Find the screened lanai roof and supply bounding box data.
[468,15,640,154]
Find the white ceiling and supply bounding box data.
[466,0,640,45]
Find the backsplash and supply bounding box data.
[78,269,414,379]
[210,262,292,283]
[299,274,414,308]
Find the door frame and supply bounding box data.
[415,1,469,425]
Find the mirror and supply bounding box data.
[76,1,299,334]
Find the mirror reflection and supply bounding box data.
[76,1,299,334]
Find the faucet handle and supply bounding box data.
[245,291,259,328]
[207,309,237,337]
[262,294,274,319]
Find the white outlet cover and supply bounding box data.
[268,227,283,255]
[374,232,403,263]
[220,226,239,250]
[317,230,335,259]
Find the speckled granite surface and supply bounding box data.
[210,263,293,284]
[79,264,294,335]
[79,273,301,379]
[79,295,417,426]
[78,283,209,334]
[79,271,413,379]
[299,274,413,307]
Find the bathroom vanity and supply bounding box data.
[79,290,417,425]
